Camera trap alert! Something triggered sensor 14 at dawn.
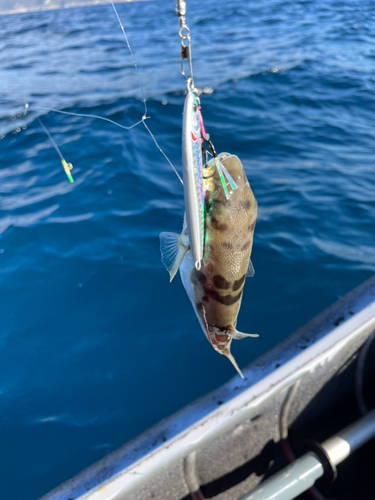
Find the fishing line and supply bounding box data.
[31,106,183,184]
[33,106,146,131]
[142,120,183,184]
[22,1,183,185]
[109,1,147,118]
[109,0,183,184]
[37,117,64,161]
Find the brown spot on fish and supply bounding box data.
[213,275,231,290]
[248,221,256,232]
[232,274,246,291]
[241,241,251,251]
[202,295,209,302]
[211,217,228,232]
[204,288,242,306]
[198,273,206,284]
[214,197,231,208]
[240,200,251,210]
[191,268,207,285]
[222,242,233,250]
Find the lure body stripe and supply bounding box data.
[182,90,205,269]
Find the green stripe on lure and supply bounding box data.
[214,157,238,200]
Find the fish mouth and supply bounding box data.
[206,325,252,378]
[207,326,233,353]
[208,332,232,354]
[207,327,244,378]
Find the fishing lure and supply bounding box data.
[177,0,238,270]
[38,117,74,183]
[182,88,205,270]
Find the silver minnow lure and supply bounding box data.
[182,89,205,271]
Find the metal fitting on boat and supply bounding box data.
[239,409,375,500]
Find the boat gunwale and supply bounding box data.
[40,275,375,500]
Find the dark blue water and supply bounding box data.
[0,1,374,498]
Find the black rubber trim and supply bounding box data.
[304,439,338,483]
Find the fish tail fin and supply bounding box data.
[223,348,244,379]
[159,232,188,282]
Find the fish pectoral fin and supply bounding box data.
[231,330,259,340]
[246,258,255,278]
[159,232,188,282]
[222,348,244,379]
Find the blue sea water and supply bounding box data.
[0,0,375,498]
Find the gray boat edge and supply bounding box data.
[39,275,375,500]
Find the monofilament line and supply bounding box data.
[35,106,145,131]
[37,117,64,162]
[28,2,183,185]
[110,0,147,117]
[32,106,183,185]
[142,120,183,184]
[109,0,183,185]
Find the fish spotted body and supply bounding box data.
[160,153,258,376]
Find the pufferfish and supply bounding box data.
[160,152,258,377]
